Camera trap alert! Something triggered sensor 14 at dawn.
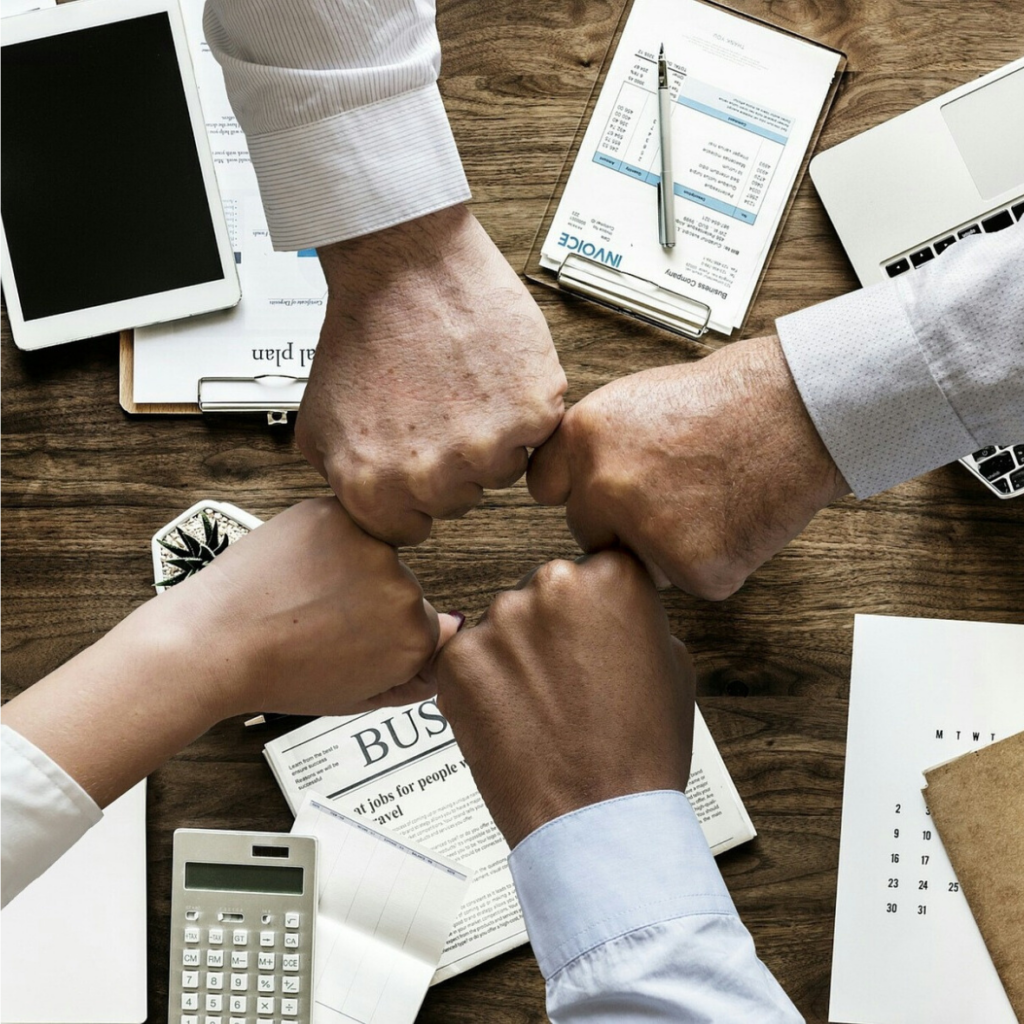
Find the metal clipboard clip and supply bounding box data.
[198,375,308,425]
[556,253,711,340]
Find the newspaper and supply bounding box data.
[264,699,755,982]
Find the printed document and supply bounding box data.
[265,699,755,982]
[293,795,470,1024]
[540,0,841,333]
[830,615,1024,1023]
[132,0,324,403]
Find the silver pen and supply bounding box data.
[657,43,676,247]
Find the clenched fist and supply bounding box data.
[297,205,567,546]
[528,334,849,600]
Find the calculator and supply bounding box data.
[168,829,317,1024]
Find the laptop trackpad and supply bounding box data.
[941,67,1024,199]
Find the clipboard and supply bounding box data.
[525,0,846,344]
[119,329,305,424]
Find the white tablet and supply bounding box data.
[1,0,240,350]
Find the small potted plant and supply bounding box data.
[151,499,263,591]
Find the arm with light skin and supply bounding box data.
[1,499,459,811]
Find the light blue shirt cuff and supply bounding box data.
[508,791,738,980]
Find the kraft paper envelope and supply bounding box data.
[923,730,1024,1022]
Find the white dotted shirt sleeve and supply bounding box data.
[203,0,471,251]
[776,224,1024,498]
[1,724,102,909]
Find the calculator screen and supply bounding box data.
[185,861,304,895]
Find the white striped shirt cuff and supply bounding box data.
[246,84,470,250]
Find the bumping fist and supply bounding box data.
[528,335,849,600]
[296,205,566,547]
[166,498,460,719]
[433,551,695,849]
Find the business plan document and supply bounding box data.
[540,0,841,334]
[293,796,470,1024]
[132,0,325,403]
[829,615,1024,1024]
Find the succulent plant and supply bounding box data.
[154,513,230,588]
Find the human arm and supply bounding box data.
[528,224,1023,598]
[1,498,458,906]
[203,1,566,544]
[433,552,802,1022]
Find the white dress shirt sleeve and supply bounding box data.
[777,223,1024,498]
[1,724,102,909]
[508,791,802,1023]
[203,0,471,250]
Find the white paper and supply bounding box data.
[265,699,755,982]
[540,0,840,333]
[293,795,471,1024]
[132,0,325,404]
[829,615,1024,1024]
[1,782,147,1023]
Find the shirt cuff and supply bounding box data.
[508,791,738,980]
[776,282,977,498]
[1,725,102,908]
[245,84,471,251]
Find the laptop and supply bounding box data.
[809,57,1024,499]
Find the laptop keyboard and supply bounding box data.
[882,198,1023,500]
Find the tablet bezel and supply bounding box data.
[1,0,241,351]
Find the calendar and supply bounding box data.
[829,615,1024,1023]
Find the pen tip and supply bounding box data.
[659,42,665,56]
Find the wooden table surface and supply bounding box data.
[3,1,1023,1020]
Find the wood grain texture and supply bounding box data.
[3,1,1023,1021]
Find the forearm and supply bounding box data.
[1,595,229,810]
[203,0,470,249]
[510,793,803,1023]
[777,224,1024,497]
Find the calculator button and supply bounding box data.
[181,1017,199,1024]
[206,995,223,1012]
[282,976,299,994]
[229,1019,245,1024]
[231,951,249,970]
[260,930,275,947]
[185,909,200,921]
[261,913,272,925]
[258,975,275,993]
[257,997,275,1014]
[182,993,200,1011]
[284,932,299,948]
[232,929,248,946]
[258,1019,273,1024]
[258,952,275,971]
[182,971,200,989]
[207,949,225,968]
[206,972,224,991]
[208,928,224,945]
[184,949,201,967]
[230,973,248,991]
[282,953,300,972]
[284,912,300,929]
[184,926,201,944]
[228,995,247,1013]
[282,997,299,1016]
[205,1017,222,1024]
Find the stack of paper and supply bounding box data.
[293,794,471,1024]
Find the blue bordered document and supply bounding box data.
[536,0,843,336]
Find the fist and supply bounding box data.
[528,335,849,599]
[296,205,566,546]
[433,551,695,849]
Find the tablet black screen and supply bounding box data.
[1,12,223,321]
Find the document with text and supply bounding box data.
[829,615,1024,1024]
[132,0,324,404]
[265,699,755,982]
[539,0,841,334]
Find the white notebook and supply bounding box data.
[829,615,1024,1023]
[1,781,148,1023]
